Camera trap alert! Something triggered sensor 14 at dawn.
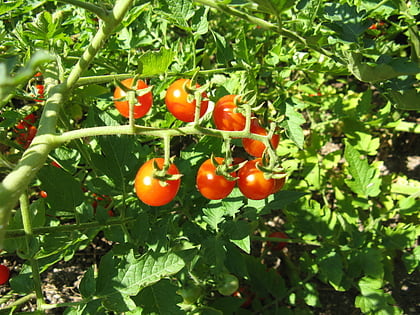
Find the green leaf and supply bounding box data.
[133,279,183,314]
[252,0,295,15]
[202,237,227,271]
[203,201,226,232]
[389,89,420,111]
[323,3,370,42]
[0,0,23,15]
[138,48,175,77]
[316,248,344,290]
[37,166,84,212]
[102,293,137,313]
[79,267,96,299]
[356,277,402,315]
[223,220,251,253]
[344,142,381,197]
[402,246,420,274]
[303,282,320,307]
[280,101,305,149]
[96,251,185,297]
[347,52,420,82]
[159,0,195,30]
[266,191,307,209]
[211,30,234,65]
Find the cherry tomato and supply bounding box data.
[113,78,153,119]
[237,159,277,200]
[178,285,203,304]
[213,95,247,131]
[267,231,288,251]
[165,78,209,122]
[0,265,10,285]
[242,118,280,157]
[196,157,236,200]
[134,158,181,206]
[35,84,45,102]
[217,273,239,296]
[40,190,48,198]
[15,113,37,130]
[16,125,37,149]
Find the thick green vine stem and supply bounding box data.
[0,0,135,247]
[19,193,45,308]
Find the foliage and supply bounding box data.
[0,0,419,314]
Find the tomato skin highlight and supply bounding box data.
[165,78,209,122]
[0,265,10,285]
[213,95,246,131]
[196,157,236,200]
[134,158,181,206]
[242,118,280,157]
[113,78,153,119]
[237,159,277,200]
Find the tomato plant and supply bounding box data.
[134,158,181,207]
[196,157,236,200]
[113,78,153,119]
[0,265,10,285]
[0,1,419,314]
[212,94,247,131]
[165,78,209,122]
[242,118,280,157]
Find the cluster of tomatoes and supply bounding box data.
[14,113,38,149]
[13,72,45,149]
[113,78,285,206]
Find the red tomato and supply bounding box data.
[267,231,288,250]
[165,78,209,122]
[40,190,48,198]
[0,265,10,285]
[113,78,153,119]
[232,287,254,308]
[242,118,280,157]
[134,158,181,206]
[237,159,277,200]
[213,95,247,131]
[16,125,37,149]
[35,84,45,102]
[196,157,236,200]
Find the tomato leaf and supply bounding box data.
[132,279,183,314]
[344,142,381,197]
[96,251,185,297]
[203,202,226,232]
[223,220,251,254]
[79,266,96,299]
[38,166,84,212]
[138,48,175,77]
[280,101,305,149]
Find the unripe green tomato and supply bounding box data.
[177,285,202,305]
[217,273,239,296]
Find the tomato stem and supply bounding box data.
[19,193,45,308]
